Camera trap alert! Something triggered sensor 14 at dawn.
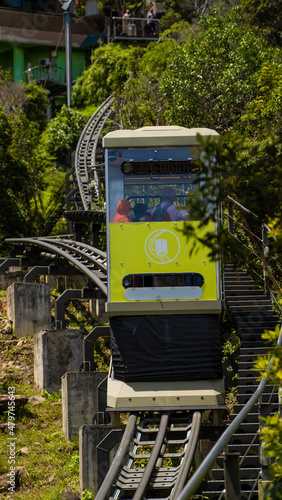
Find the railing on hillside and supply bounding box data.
[106,16,161,43]
[177,198,282,499]
[225,196,281,298]
[176,328,282,500]
[16,60,85,85]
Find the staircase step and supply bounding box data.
[238,360,260,370]
[201,489,259,500]
[236,377,261,387]
[238,353,269,362]
[229,433,259,445]
[225,290,266,297]
[208,266,279,499]
[239,346,270,354]
[216,454,261,469]
[228,304,273,311]
[239,341,270,350]
[237,326,276,335]
[212,466,260,480]
[236,393,278,405]
[201,477,259,492]
[229,411,259,424]
[236,369,259,378]
[236,384,275,394]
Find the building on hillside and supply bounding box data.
[0,1,105,106]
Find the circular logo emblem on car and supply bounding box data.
[145,229,180,264]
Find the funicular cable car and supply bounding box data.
[103,126,225,410]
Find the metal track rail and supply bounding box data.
[75,95,115,210]
[5,237,107,296]
[96,410,201,500]
[38,237,107,273]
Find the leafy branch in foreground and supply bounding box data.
[253,325,282,497]
[183,129,282,277]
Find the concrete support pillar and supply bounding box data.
[34,329,84,394]
[62,371,107,441]
[7,282,51,338]
[79,424,123,496]
[13,46,25,82]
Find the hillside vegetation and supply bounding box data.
[0,0,282,496]
[0,290,110,500]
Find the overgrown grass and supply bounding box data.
[0,381,80,499]
[0,290,110,499]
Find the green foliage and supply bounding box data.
[179,129,282,269]
[161,8,273,131]
[0,78,53,239]
[0,110,29,242]
[163,0,198,23]
[38,105,87,169]
[41,389,62,401]
[160,10,183,31]
[22,82,49,131]
[242,61,282,133]
[116,8,282,132]
[72,44,144,109]
[117,38,177,128]
[82,490,94,500]
[240,0,282,46]
[225,386,237,413]
[0,68,13,85]
[74,0,87,16]
[254,326,282,384]
[253,325,282,495]
[68,453,80,475]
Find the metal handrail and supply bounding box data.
[176,329,282,500]
[106,16,161,42]
[225,197,281,294]
[227,195,270,230]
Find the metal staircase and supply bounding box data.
[200,264,280,499]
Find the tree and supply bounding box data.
[38,105,86,169]
[72,44,144,109]
[254,326,282,497]
[241,0,282,46]
[0,108,29,247]
[116,37,180,128]
[22,82,49,131]
[160,8,275,131]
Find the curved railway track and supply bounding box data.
[5,237,107,296]
[75,95,115,210]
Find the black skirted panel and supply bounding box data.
[110,314,223,382]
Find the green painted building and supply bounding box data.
[0,1,105,102]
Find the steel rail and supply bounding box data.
[132,412,169,500]
[75,95,114,210]
[51,238,107,258]
[175,329,282,500]
[170,411,202,500]
[38,238,107,273]
[94,413,138,500]
[5,238,107,296]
